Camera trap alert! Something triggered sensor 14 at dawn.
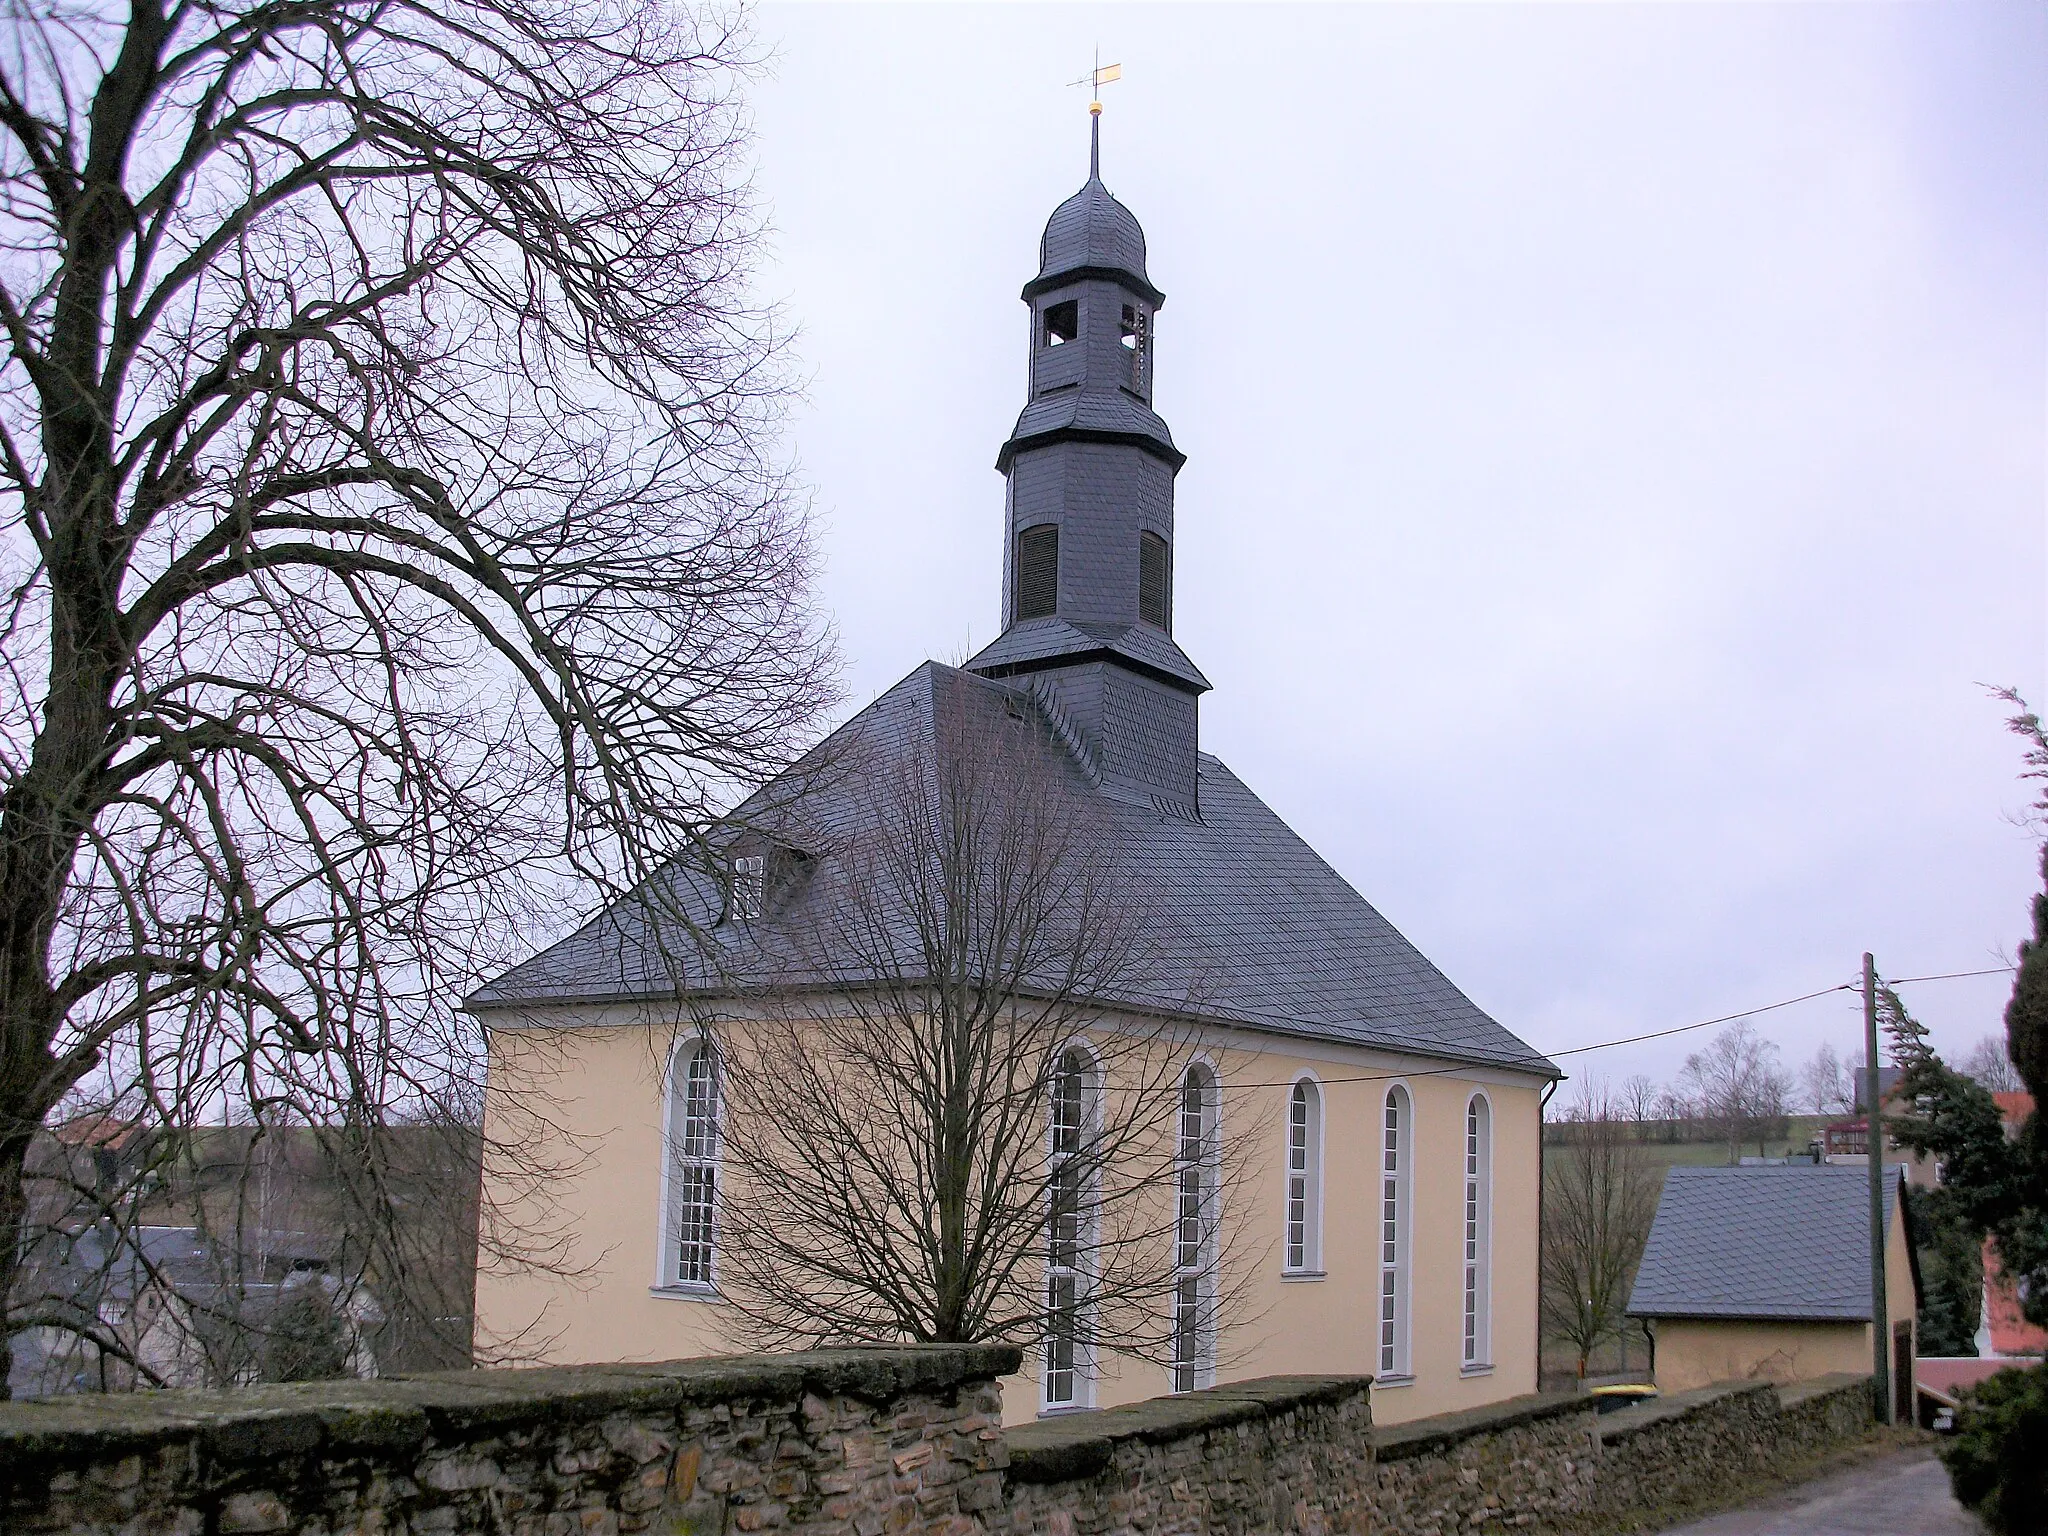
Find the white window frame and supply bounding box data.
[1171,1058,1221,1393]
[1283,1075,1325,1277]
[1043,1043,1100,1413]
[1378,1083,1414,1382]
[1462,1091,1494,1372]
[657,1037,721,1295]
[730,854,766,922]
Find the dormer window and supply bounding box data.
[725,845,812,924]
[1138,531,1170,631]
[1120,304,1150,393]
[1016,524,1059,620]
[1042,300,1078,348]
[729,854,765,922]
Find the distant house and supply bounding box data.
[1820,1116,1937,1188]
[7,1224,381,1398]
[1627,1165,1920,1418]
[1820,1071,1937,1188]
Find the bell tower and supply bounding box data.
[965,118,1209,817]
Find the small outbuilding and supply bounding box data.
[1627,1165,1920,1417]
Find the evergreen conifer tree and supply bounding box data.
[261,1286,353,1383]
[2007,846,2048,1103]
[1915,693,2048,1528]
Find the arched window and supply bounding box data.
[1285,1078,1323,1273]
[1044,1046,1098,1410]
[664,1040,720,1290]
[1015,524,1059,621]
[1379,1085,1412,1379]
[1172,1063,1219,1393]
[1463,1094,1493,1368]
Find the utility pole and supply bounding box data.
[1864,951,1892,1423]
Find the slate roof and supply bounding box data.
[467,662,1555,1079]
[22,1224,343,1313]
[1626,1165,1915,1323]
[997,388,1183,473]
[964,617,1210,693]
[1032,178,1157,301]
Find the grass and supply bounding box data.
[1543,1116,1837,1170]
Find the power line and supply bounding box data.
[1547,983,1853,1059]
[1221,962,2013,1092]
[1224,982,1849,1091]
[1884,965,2014,985]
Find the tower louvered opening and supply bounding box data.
[1016,523,1060,620]
[1138,530,1171,631]
[1121,303,1150,395]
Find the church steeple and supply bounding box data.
[965,135,1209,817]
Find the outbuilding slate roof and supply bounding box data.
[1626,1164,1913,1323]
[467,662,1556,1079]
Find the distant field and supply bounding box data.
[1543,1115,1834,1171]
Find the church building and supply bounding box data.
[470,127,1559,1426]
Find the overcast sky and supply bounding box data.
[738,2,2047,1096]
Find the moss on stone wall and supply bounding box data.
[0,1348,1873,1536]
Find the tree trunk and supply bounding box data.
[0,1,163,1396]
[0,1122,37,1397]
[0,424,133,1399]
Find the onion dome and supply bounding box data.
[1025,179,1163,307]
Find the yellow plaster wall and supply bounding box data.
[1646,1184,1917,1396]
[1888,1189,1918,1368]
[1651,1319,1871,1393]
[1198,1052,1544,1426]
[473,1013,1548,1427]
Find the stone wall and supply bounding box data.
[1370,1391,1596,1532]
[1003,1378,1376,1536]
[0,1350,1877,1536]
[1001,1372,1875,1536]
[0,1346,1018,1536]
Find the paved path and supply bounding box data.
[1657,1447,1982,1535]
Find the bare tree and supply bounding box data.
[0,1,833,1390]
[1542,1081,1662,1378]
[1680,1022,1795,1162]
[715,674,1257,1381]
[1651,1085,1693,1145]
[1800,1042,1856,1116]
[1960,1035,2025,1096]
[1619,1074,1658,1138]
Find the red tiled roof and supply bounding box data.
[1916,1357,2044,1406]
[50,1114,146,1149]
[1993,1091,2034,1131]
[1983,1239,2048,1358]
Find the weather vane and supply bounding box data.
[1067,50,1122,179]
